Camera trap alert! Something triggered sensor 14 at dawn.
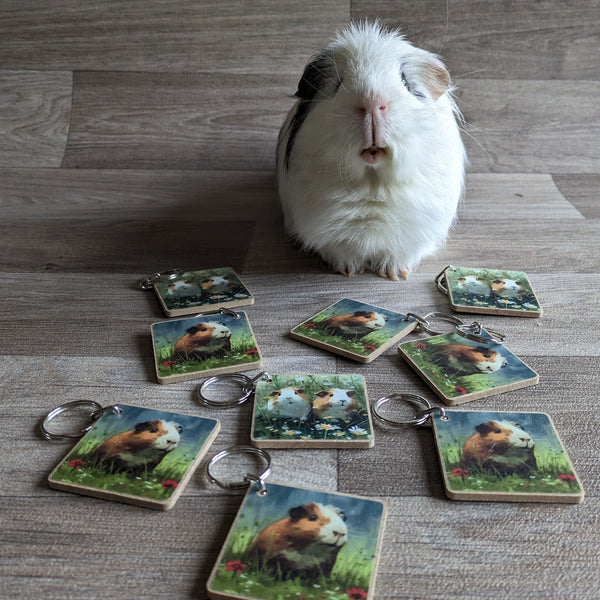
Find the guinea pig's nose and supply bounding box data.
[356,101,388,116]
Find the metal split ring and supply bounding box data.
[371,393,446,426]
[41,400,122,442]
[206,446,272,495]
[435,265,455,295]
[139,268,184,290]
[194,307,241,320]
[197,372,271,408]
[455,322,505,344]
[410,311,466,336]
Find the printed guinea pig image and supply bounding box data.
[266,387,312,420]
[89,419,182,474]
[321,310,387,338]
[207,481,387,597]
[172,320,232,359]
[277,21,465,279]
[428,343,508,376]
[312,388,360,420]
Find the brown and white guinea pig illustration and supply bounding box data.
[89,419,182,474]
[249,502,347,581]
[312,388,359,420]
[277,21,465,279]
[266,387,312,420]
[455,275,491,297]
[462,420,537,476]
[429,343,507,376]
[166,280,203,298]
[321,310,387,337]
[173,321,231,359]
[491,278,528,299]
[200,275,231,291]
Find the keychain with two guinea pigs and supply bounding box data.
[204,446,387,600]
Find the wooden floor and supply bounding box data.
[1,2,599,599]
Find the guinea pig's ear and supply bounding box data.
[186,325,201,334]
[315,391,330,398]
[296,51,336,102]
[354,311,371,318]
[475,421,496,435]
[289,505,309,520]
[336,509,347,521]
[134,421,153,433]
[295,388,305,394]
[346,391,355,398]
[403,48,451,101]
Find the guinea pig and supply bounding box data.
[173,321,231,359]
[312,388,359,420]
[200,276,231,291]
[89,419,182,474]
[166,280,203,298]
[266,387,312,420]
[321,310,387,337]
[462,420,537,476]
[455,275,491,296]
[429,343,507,376]
[249,502,347,581]
[491,278,527,299]
[277,21,465,280]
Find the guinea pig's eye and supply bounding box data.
[150,427,159,433]
[308,514,319,521]
[494,428,502,434]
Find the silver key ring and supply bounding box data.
[455,322,505,344]
[41,400,122,442]
[371,393,446,426]
[418,312,465,336]
[197,371,271,408]
[194,307,241,320]
[139,268,184,290]
[206,445,272,495]
[435,265,456,295]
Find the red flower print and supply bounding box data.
[225,560,247,575]
[347,588,368,600]
[304,323,317,329]
[161,480,179,490]
[68,459,86,469]
[558,473,576,484]
[454,386,467,395]
[245,349,259,355]
[451,468,469,478]
[364,345,377,351]
[416,342,427,350]
[163,360,177,367]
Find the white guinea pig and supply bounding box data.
[456,276,491,296]
[277,21,465,280]
[266,387,312,420]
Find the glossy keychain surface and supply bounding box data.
[290,298,418,363]
[42,400,220,510]
[205,446,387,600]
[372,393,583,503]
[197,371,374,448]
[141,267,254,317]
[151,307,262,383]
[397,312,539,404]
[436,265,542,317]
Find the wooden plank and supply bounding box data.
[0,1,347,73]
[553,174,600,219]
[62,71,295,170]
[351,0,600,80]
[0,71,72,167]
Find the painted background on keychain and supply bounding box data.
[445,267,541,315]
[251,374,373,447]
[207,482,386,600]
[49,405,219,507]
[399,329,538,402]
[433,411,583,502]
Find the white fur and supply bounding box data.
[457,276,491,296]
[497,421,535,449]
[277,21,465,278]
[267,388,311,420]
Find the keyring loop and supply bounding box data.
[41,400,121,442]
[419,312,465,336]
[197,372,271,408]
[194,307,241,320]
[435,265,455,295]
[455,322,505,345]
[206,446,272,494]
[139,268,184,290]
[371,393,446,426]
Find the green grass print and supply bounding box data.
[438,433,581,496]
[210,515,377,600]
[50,433,193,501]
[293,313,391,357]
[448,267,540,312]
[253,374,371,442]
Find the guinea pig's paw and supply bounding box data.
[377,265,409,280]
[332,262,356,277]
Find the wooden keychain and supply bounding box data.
[436,265,542,317]
[141,267,254,317]
[197,371,374,448]
[397,312,539,405]
[41,400,220,510]
[151,307,263,384]
[371,393,583,503]
[290,298,418,363]
[205,446,387,600]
